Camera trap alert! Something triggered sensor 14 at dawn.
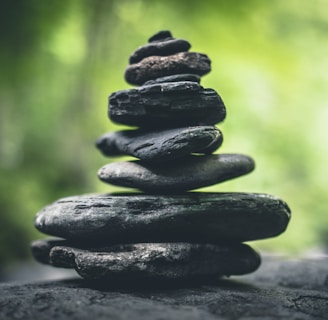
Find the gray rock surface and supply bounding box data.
[143,73,200,85]
[34,192,290,243]
[129,38,191,64]
[108,81,226,127]
[125,52,211,85]
[1,256,328,320]
[31,241,261,280]
[98,154,255,192]
[96,126,223,162]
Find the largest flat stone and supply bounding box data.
[98,154,254,192]
[108,81,226,127]
[34,192,291,243]
[31,240,261,281]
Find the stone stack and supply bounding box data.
[31,31,291,282]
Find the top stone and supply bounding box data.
[129,30,191,64]
[148,30,173,42]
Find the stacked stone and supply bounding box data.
[31,31,291,282]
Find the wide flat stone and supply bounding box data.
[31,240,261,281]
[34,192,291,243]
[125,52,211,85]
[96,126,223,162]
[108,82,226,127]
[129,38,191,64]
[143,73,200,85]
[98,154,254,192]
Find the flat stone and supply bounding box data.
[98,154,255,192]
[31,240,261,280]
[34,192,291,243]
[96,126,223,162]
[143,74,200,85]
[129,38,191,64]
[109,82,226,127]
[125,52,211,85]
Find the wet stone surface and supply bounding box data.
[1,256,327,320]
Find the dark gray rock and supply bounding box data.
[129,38,191,64]
[143,73,200,85]
[96,126,223,162]
[98,154,254,192]
[31,240,261,280]
[1,256,328,320]
[125,52,211,85]
[109,81,226,127]
[148,30,173,42]
[34,192,290,243]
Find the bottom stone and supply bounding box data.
[31,239,261,281]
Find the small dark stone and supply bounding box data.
[109,82,226,127]
[143,74,200,85]
[129,38,191,64]
[96,126,223,162]
[125,52,211,85]
[98,154,255,192]
[34,192,290,243]
[31,240,261,280]
[148,30,173,42]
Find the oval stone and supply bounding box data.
[129,38,191,64]
[108,82,226,127]
[31,239,261,280]
[143,74,200,85]
[125,52,211,85]
[34,192,291,243]
[98,154,254,192]
[96,126,223,162]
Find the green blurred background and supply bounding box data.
[1,0,327,274]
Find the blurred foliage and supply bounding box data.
[0,0,328,270]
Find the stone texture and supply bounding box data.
[98,154,255,192]
[129,38,191,64]
[125,52,211,85]
[34,192,290,243]
[143,74,200,85]
[109,81,226,127]
[1,256,328,320]
[31,240,261,280]
[96,126,223,162]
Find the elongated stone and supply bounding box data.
[125,52,211,85]
[143,74,200,85]
[96,126,223,162]
[129,38,191,64]
[34,193,291,243]
[31,240,261,280]
[98,154,254,192]
[109,82,226,127]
